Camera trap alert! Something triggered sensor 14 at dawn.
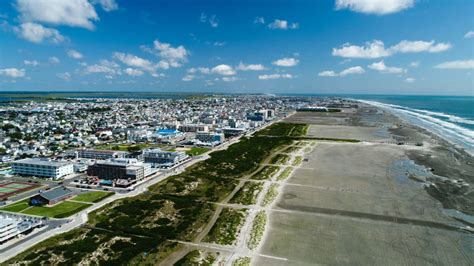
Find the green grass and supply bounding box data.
[252,166,280,180]
[185,147,210,156]
[230,182,264,205]
[292,156,303,166]
[255,123,308,137]
[174,250,216,266]
[270,154,291,165]
[233,257,251,266]
[72,191,114,203]
[247,211,267,250]
[0,199,30,212]
[22,201,92,218]
[276,167,293,181]
[204,208,247,245]
[262,184,279,207]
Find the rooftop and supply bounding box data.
[13,158,72,167]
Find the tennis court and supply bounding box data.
[0,181,40,199]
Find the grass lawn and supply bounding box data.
[22,201,92,218]
[185,147,210,156]
[0,199,30,212]
[72,191,114,203]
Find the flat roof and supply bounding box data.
[13,158,72,167]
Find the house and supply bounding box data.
[29,186,74,206]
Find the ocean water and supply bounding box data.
[350,95,473,155]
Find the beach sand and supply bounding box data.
[256,104,474,265]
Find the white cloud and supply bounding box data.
[49,56,60,64]
[24,60,39,66]
[92,0,118,12]
[188,67,210,74]
[405,77,415,83]
[332,40,390,59]
[222,76,239,82]
[272,57,299,67]
[16,0,99,30]
[113,52,156,73]
[56,72,71,81]
[389,40,451,53]
[182,75,194,81]
[213,41,226,46]
[332,40,451,59]
[258,73,293,80]
[236,62,266,71]
[83,63,118,75]
[320,66,365,77]
[200,13,219,28]
[15,22,65,43]
[464,31,474,39]
[368,60,406,74]
[335,0,414,15]
[67,49,83,59]
[268,19,299,30]
[410,61,419,67]
[0,68,26,78]
[254,17,265,24]
[211,64,236,76]
[434,60,474,69]
[124,68,144,76]
[318,70,337,77]
[141,39,189,68]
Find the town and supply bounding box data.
[0,95,351,255]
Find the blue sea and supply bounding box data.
[349,95,474,155]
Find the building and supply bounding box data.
[29,186,74,206]
[153,129,186,144]
[0,213,43,243]
[179,124,209,133]
[66,149,127,160]
[87,158,152,181]
[12,158,74,180]
[196,131,225,144]
[143,148,189,168]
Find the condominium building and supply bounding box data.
[143,148,189,168]
[65,149,127,160]
[87,158,152,181]
[0,213,43,243]
[196,131,225,144]
[12,158,74,180]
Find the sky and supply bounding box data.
[0,0,473,95]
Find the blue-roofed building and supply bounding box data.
[29,186,74,206]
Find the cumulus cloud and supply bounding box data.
[16,0,99,30]
[318,70,337,77]
[67,49,83,59]
[24,60,39,66]
[405,77,415,83]
[49,56,60,64]
[434,60,474,69]
[254,17,265,24]
[268,19,299,30]
[124,68,144,76]
[464,31,474,39]
[258,73,293,80]
[187,67,210,74]
[335,0,414,15]
[15,22,65,43]
[410,61,420,67]
[182,75,194,81]
[56,72,71,81]
[141,39,189,68]
[211,64,236,76]
[0,68,26,78]
[389,40,452,53]
[83,60,120,76]
[318,66,365,77]
[236,62,266,71]
[272,57,299,67]
[332,40,451,59]
[113,52,156,73]
[368,60,406,74]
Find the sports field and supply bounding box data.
[0,181,40,199]
[0,199,92,218]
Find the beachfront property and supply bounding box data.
[178,124,209,133]
[65,149,127,160]
[143,148,189,168]
[11,158,74,180]
[195,131,225,145]
[0,213,43,243]
[86,158,152,183]
[153,129,186,144]
[29,186,74,206]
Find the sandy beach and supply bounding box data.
[255,104,474,265]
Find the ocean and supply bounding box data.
[349,95,474,155]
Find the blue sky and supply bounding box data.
[0,0,473,95]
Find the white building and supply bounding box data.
[143,148,189,168]
[12,158,74,180]
[0,213,43,243]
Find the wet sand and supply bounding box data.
[256,104,474,265]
